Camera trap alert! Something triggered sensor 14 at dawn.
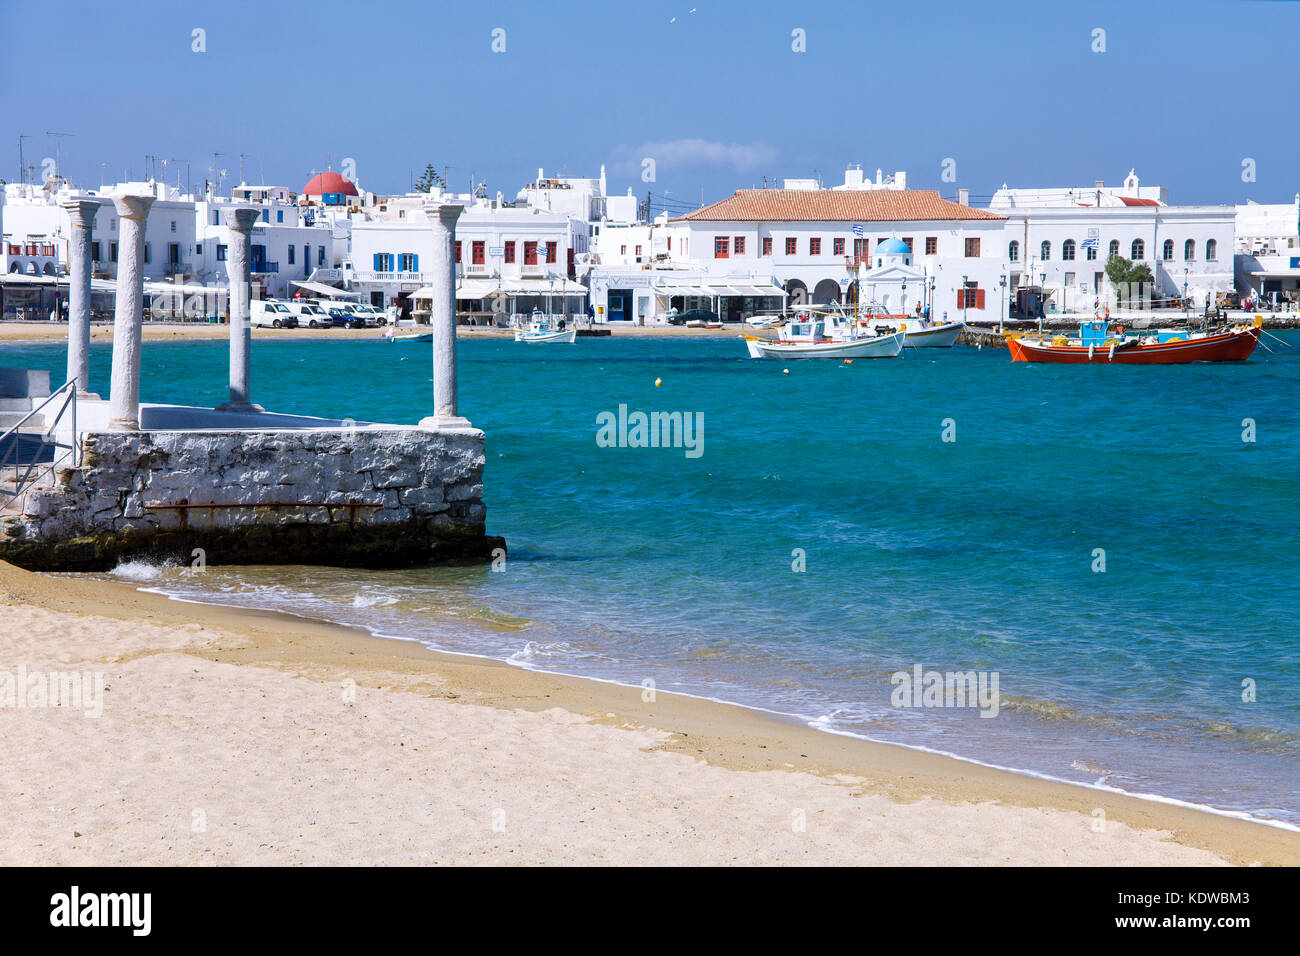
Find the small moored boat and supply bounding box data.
[515,315,576,343]
[1006,317,1262,364]
[744,315,905,360]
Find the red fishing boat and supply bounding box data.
[1006,318,1262,364]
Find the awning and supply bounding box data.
[650,278,787,297]
[409,278,588,299]
[290,280,360,298]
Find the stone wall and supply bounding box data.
[0,425,502,571]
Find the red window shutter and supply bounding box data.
[956,289,965,309]
[976,289,986,309]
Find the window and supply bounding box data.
[1131,239,1144,260]
[546,241,557,264]
[261,209,269,223]
[833,237,844,256]
[925,236,937,255]
[110,241,118,262]
[454,241,461,263]
[1062,239,1075,261]
[714,236,730,258]
[143,243,151,264]
[277,210,284,223]
[399,253,418,272]
[902,237,913,252]
[1108,240,1120,258]
[472,240,485,265]
[853,238,869,263]
[170,220,176,232]
[216,244,226,262]
[965,237,981,258]
[1162,239,1174,261]
[956,282,985,309]
[1086,245,1097,261]
[785,237,797,255]
[809,237,821,256]
[635,245,642,257]
[1039,241,1051,261]
[620,245,626,255]
[1008,240,1019,262]
[195,243,202,256]
[504,241,516,264]
[318,246,325,266]
[91,241,101,261]
[1184,239,1195,260]
[1206,239,1217,261]
[288,245,296,265]
[762,236,772,256]
[1064,271,1076,288]
[524,241,538,265]
[734,236,745,255]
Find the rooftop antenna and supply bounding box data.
[239,153,249,185]
[46,130,73,183]
[18,133,30,184]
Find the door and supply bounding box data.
[607,289,632,321]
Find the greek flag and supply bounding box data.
[1080,236,1099,249]
[851,224,864,237]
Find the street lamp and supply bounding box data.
[1183,267,1189,325]
[1038,271,1046,336]
[999,274,1007,333]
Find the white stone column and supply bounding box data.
[420,202,471,429]
[61,198,100,395]
[107,193,154,430]
[216,205,264,413]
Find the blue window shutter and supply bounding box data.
[412,254,419,272]
[373,253,380,271]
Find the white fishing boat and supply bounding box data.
[515,315,576,343]
[744,315,904,359]
[894,316,963,348]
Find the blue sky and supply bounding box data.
[3,0,1296,212]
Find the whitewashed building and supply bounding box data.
[1233,197,1300,306]
[988,170,1235,312]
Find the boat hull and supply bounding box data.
[515,329,577,343]
[388,332,433,343]
[902,322,962,348]
[745,331,905,360]
[1006,327,1261,364]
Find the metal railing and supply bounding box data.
[0,380,78,514]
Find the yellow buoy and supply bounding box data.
[654,377,662,387]
[782,368,789,374]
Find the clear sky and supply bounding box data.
[3,0,1296,214]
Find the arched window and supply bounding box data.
[1008,240,1019,262]
[1040,240,1051,261]
[1162,239,1174,260]
[1062,239,1076,261]
[1131,239,1145,260]
[1206,239,1217,261]
[1108,240,1120,258]
[1184,239,1195,260]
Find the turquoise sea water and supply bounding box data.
[7,332,1299,824]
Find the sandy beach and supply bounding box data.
[0,560,1294,866]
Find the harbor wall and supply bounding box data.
[0,425,500,571]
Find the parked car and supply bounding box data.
[251,301,299,329]
[667,308,719,326]
[327,307,367,329]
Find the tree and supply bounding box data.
[413,164,445,194]
[1105,254,1154,308]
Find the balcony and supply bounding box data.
[250,261,279,274]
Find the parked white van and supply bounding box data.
[289,301,332,328]
[251,301,299,328]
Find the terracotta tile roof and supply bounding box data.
[673,189,1006,223]
[1118,196,1161,207]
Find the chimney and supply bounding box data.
[957,187,969,206]
[895,170,907,190]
